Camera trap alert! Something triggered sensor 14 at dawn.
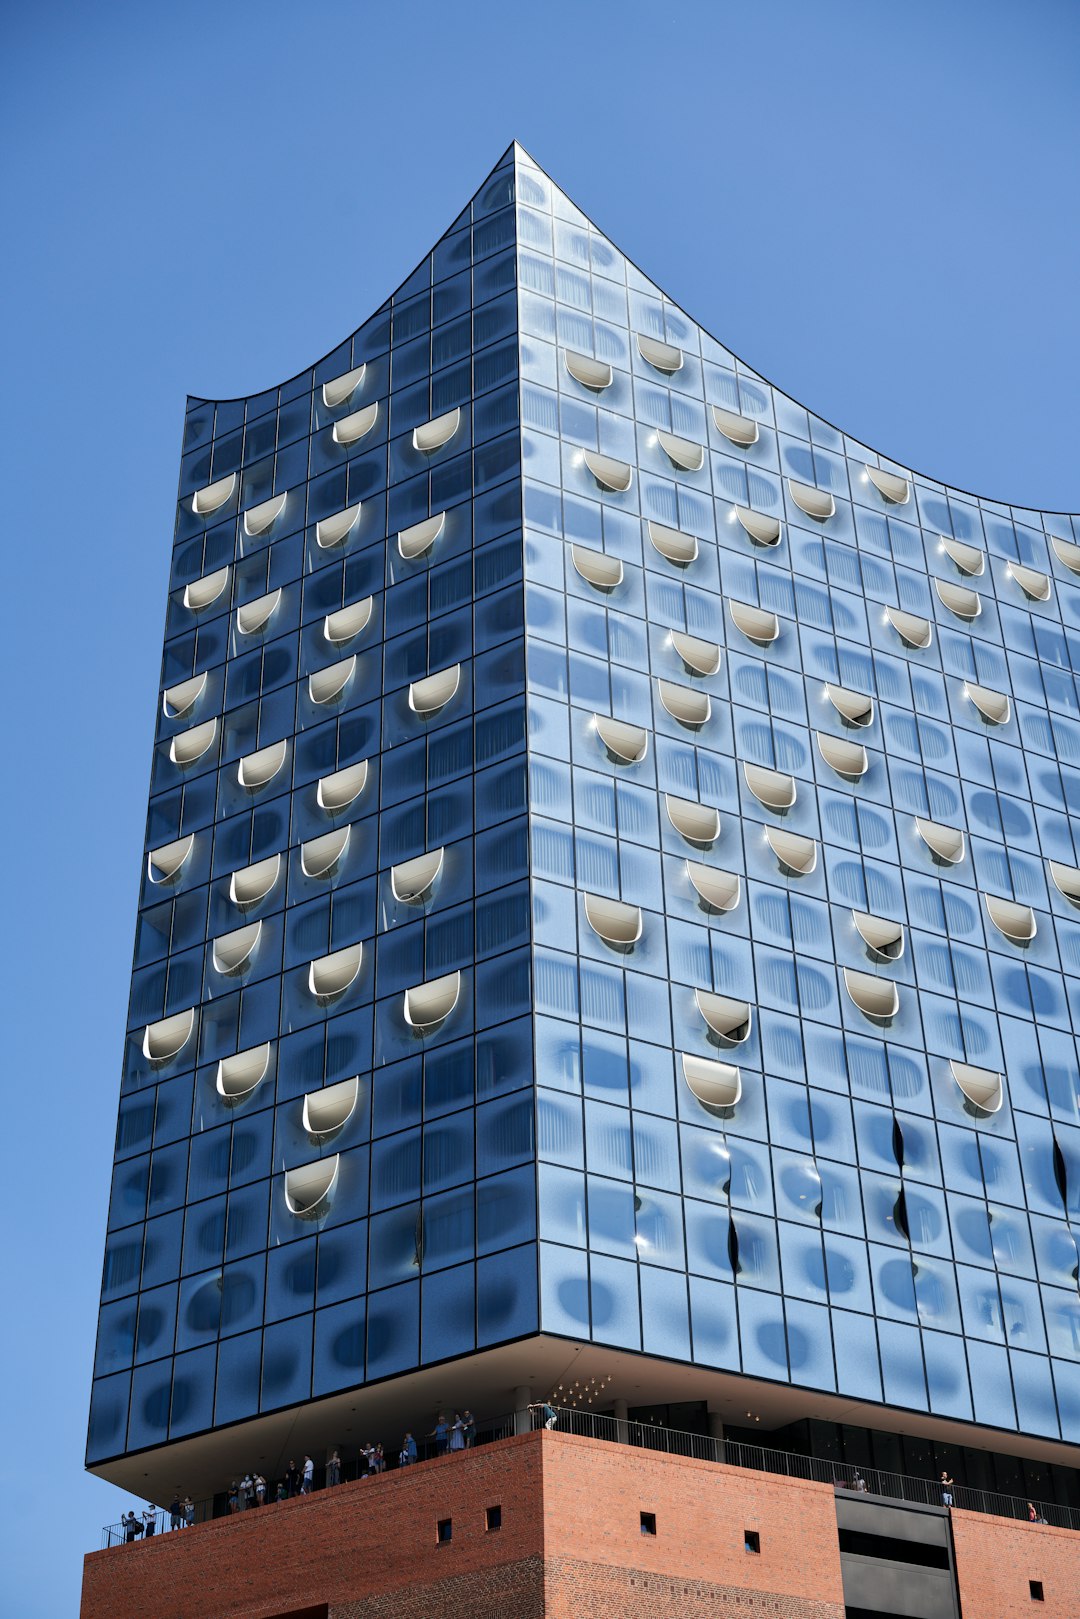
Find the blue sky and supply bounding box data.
[1,2,1077,1612]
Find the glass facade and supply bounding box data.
[89,144,1080,1474]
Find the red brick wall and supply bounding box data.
[952,1509,1080,1619]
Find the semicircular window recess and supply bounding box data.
[984,894,1037,945]
[826,683,875,727]
[572,544,623,590]
[886,605,934,647]
[582,449,633,493]
[391,848,444,903]
[143,1007,195,1064]
[236,589,282,636]
[686,862,741,913]
[242,492,287,538]
[212,921,262,976]
[169,718,218,767]
[965,683,1011,725]
[316,502,362,549]
[671,631,721,677]
[323,599,373,645]
[162,673,207,719]
[817,733,869,779]
[658,679,711,728]
[584,892,643,949]
[183,566,230,612]
[1009,562,1051,602]
[744,762,797,812]
[216,1042,271,1102]
[398,512,445,561]
[404,970,461,1031]
[1052,536,1080,575]
[915,817,966,865]
[229,853,281,908]
[865,466,910,504]
[788,479,835,520]
[1049,860,1080,906]
[648,521,697,566]
[322,363,366,410]
[191,473,237,516]
[147,834,195,885]
[682,1052,742,1112]
[308,942,363,1001]
[941,536,985,576]
[657,429,704,472]
[409,665,460,716]
[729,599,780,646]
[934,579,982,620]
[844,967,900,1022]
[564,350,613,390]
[695,989,752,1045]
[735,507,781,547]
[309,656,357,705]
[712,406,759,448]
[666,795,720,846]
[595,715,648,764]
[766,826,817,876]
[637,334,683,373]
[317,760,369,814]
[284,1157,340,1219]
[301,825,350,879]
[332,402,379,447]
[852,910,905,961]
[951,1060,1003,1115]
[303,1076,359,1139]
[413,408,460,453]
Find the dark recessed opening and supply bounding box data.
[640,1511,656,1536]
[1030,1581,1044,1602]
[436,1518,452,1545]
[745,1529,761,1554]
[486,1505,502,1531]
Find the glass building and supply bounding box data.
[88,144,1080,1506]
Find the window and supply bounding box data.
[640,1511,656,1536]
[486,1505,502,1532]
[1029,1581,1044,1601]
[437,1518,453,1545]
[745,1530,761,1554]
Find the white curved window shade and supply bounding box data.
[852,911,905,961]
[216,1043,270,1101]
[637,333,683,373]
[229,853,281,907]
[303,1076,359,1138]
[735,507,781,547]
[242,492,287,537]
[236,589,281,636]
[323,599,372,644]
[984,894,1037,944]
[951,1060,1003,1115]
[316,502,362,549]
[391,848,444,903]
[413,408,460,453]
[584,892,643,948]
[582,449,633,493]
[826,683,875,727]
[865,466,910,504]
[191,472,237,516]
[966,683,1011,726]
[1009,562,1051,602]
[658,679,711,728]
[844,968,900,1021]
[564,349,612,390]
[572,544,623,590]
[308,942,363,1000]
[398,512,445,560]
[695,989,752,1044]
[728,599,780,645]
[409,665,460,716]
[712,406,759,447]
[657,428,704,472]
[766,826,818,876]
[322,363,366,409]
[886,605,934,647]
[317,760,369,813]
[309,656,356,705]
[817,732,869,778]
[648,521,697,566]
[1051,535,1080,575]
[238,740,287,792]
[332,402,378,446]
[169,718,218,767]
[915,817,966,865]
[671,630,721,677]
[162,673,207,718]
[1049,860,1080,905]
[183,566,230,612]
[744,762,797,811]
[934,579,982,619]
[404,970,461,1031]
[666,795,720,846]
[682,1053,742,1111]
[788,479,835,520]
[595,715,648,764]
[212,921,262,975]
[686,862,741,912]
[301,825,350,879]
[147,834,195,884]
[941,536,985,576]
[284,1157,340,1218]
[142,1008,195,1064]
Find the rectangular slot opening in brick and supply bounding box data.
[486,1505,502,1531]
[745,1529,761,1554]
[1030,1581,1045,1602]
[640,1511,656,1536]
[437,1518,452,1545]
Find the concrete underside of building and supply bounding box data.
[81,1429,1079,1619]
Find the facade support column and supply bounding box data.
[613,1397,629,1444]
[514,1385,532,1436]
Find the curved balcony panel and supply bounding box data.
[671,630,721,677]
[324,599,373,644]
[934,579,982,620]
[951,1061,1003,1115]
[216,1042,271,1102]
[564,349,613,390]
[317,761,369,813]
[583,449,633,492]
[316,502,362,549]
[686,862,741,913]
[143,1008,195,1064]
[887,605,934,646]
[309,657,356,705]
[572,544,623,590]
[301,825,350,879]
[183,566,230,611]
[683,1053,742,1111]
[284,1157,340,1218]
[658,679,711,728]
[1009,562,1051,602]
[413,408,460,453]
[147,834,195,885]
[303,1077,359,1138]
[735,506,781,546]
[242,492,287,537]
[191,473,237,516]
[637,333,683,373]
[308,943,363,1001]
[788,479,835,520]
[844,968,900,1022]
[409,664,460,716]
[817,732,869,778]
[941,536,985,576]
[212,921,262,976]
[1052,536,1080,575]
[766,826,818,875]
[695,990,752,1044]
[322,363,366,409]
[729,599,780,645]
[966,683,1011,725]
[404,970,461,1031]
[162,673,207,718]
[170,718,218,767]
[853,911,905,961]
[595,715,648,763]
[584,891,643,948]
[648,521,697,566]
[229,853,281,907]
[984,894,1037,945]
[865,466,910,504]
[236,589,281,636]
[712,405,759,447]
[398,512,445,560]
[744,762,797,811]
[391,848,444,903]
[666,795,720,846]
[657,428,704,472]
[826,683,874,727]
[915,817,966,866]
[332,402,378,447]
[1049,860,1080,905]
